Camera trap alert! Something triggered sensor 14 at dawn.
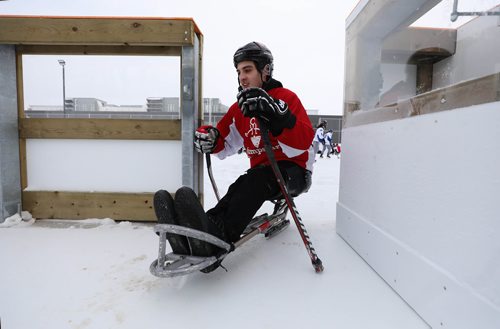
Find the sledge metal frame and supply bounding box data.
[150,205,289,277]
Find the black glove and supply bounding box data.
[237,87,296,136]
[194,125,220,154]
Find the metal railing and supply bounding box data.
[451,0,500,22]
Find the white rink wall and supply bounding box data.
[25,139,182,192]
[336,101,500,328]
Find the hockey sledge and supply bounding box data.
[150,202,289,277]
[150,119,324,277]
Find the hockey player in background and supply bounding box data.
[321,129,333,158]
[313,120,327,159]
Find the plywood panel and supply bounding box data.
[17,44,181,56]
[19,118,181,140]
[23,190,157,221]
[0,16,196,46]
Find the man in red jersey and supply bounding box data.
[153,42,314,272]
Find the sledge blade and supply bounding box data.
[150,205,290,278]
[264,219,290,238]
[150,253,222,278]
[242,203,288,235]
[154,224,232,251]
[242,213,269,234]
[150,225,231,278]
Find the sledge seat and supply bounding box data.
[268,168,311,201]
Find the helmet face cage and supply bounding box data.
[233,42,274,78]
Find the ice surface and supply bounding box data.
[0,154,429,329]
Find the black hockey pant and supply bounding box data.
[206,161,311,242]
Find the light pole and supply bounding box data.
[58,59,66,113]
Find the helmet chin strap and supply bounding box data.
[261,73,271,91]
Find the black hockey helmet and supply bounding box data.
[318,119,328,128]
[233,41,274,77]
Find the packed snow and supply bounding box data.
[0,154,429,329]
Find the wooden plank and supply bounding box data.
[410,73,500,116]
[345,72,500,128]
[15,51,29,190]
[0,16,195,46]
[16,44,181,56]
[23,191,157,221]
[19,139,28,190]
[345,104,406,127]
[416,62,433,95]
[19,118,181,140]
[16,51,25,119]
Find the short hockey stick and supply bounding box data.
[206,153,221,202]
[257,117,324,273]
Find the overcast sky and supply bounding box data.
[1,0,359,115]
[1,0,498,115]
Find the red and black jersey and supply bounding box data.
[213,79,315,172]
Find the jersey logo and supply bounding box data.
[245,117,261,148]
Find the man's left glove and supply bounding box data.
[237,87,296,136]
[194,125,221,154]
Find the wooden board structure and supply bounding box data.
[0,15,204,221]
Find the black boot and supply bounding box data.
[199,214,228,273]
[174,187,225,258]
[153,190,190,255]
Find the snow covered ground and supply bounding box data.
[0,154,430,329]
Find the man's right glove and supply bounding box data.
[194,125,221,154]
[237,87,296,136]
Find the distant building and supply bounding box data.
[64,97,107,112]
[29,98,146,113]
[26,97,342,142]
[146,97,179,113]
[203,98,229,126]
[26,97,229,121]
